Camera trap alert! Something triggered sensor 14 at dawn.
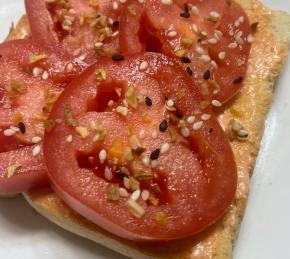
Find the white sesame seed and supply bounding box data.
[181,127,190,138]
[229,29,234,36]
[228,42,238,49]
[236,31,243,38]
[141,156,150,167]
[107,100,114,107]
[167,30,177,37]
[139,129,146,139]
[112,1,118,9]
[210,11,220,20]
[10,126,20,132]
[42,71,49,80]
[161,0,172,5]
[119,187,129,197]
[78,54,86,61]
[239,16,244,23]
[166,99,174,107]
[139,61,148,71]
[120,0,127,3]
[66,134,73,143]
[247,34,254,43]
[208,38,218,44]
[201,114,211,121]
[236,37,244,45]
[187,115,196,124]
[99,149,107,164]
[126,198,145,218]
[192,121,203,130]
[131,189,141,201]
[32,136,42,144]
[122,99,128,108]
[200,55,211,63]
[32,145,41,156]
[104,166,113,181]
[95,42,104,48]
[3,128,16,136]
[66,63,74,72]
[141,189,150,201]
[191,24,198,33]
[218,51,226,60]
[112,31,119,37]
[138,0,144,3]
[214,30,223,40]
[152,129,158,139]
[196,47,205,55]
[123,177,130,189]
[160,143,170,154]
[32,67,42,77]
[234,20,240,27]
[191,6,199,15]
[213,89,219,95]
[212,99,222,107]
[116,106,128,116]
[211,60,218,69]
[151,160,158,168]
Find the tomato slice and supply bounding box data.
[44,53,236,241]
[119,0,251,104]
[25,0,121,64]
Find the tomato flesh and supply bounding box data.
[44,53,237,241]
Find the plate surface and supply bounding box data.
[0,1,289,258]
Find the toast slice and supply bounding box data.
[5,0,290,258]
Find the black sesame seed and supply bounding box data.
[150,149,160,160]
[181,57,191,63]
[175,110,183,119]
[251,22,259,33]
[180,12,190,18]
[115,170,127,180]
[203,70,211,80]
[159,119,168,132]
[209,127,213,133]
[145,96,153,106]
[233,76,244,84]
[186,67,193,76]
[112,20,119,27]
[18,122,26,134]
[112,54,124,61]
[132,147,146,156]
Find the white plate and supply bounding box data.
[0,1,289,258]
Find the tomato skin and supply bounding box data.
[44,53,236,241]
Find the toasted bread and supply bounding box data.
[5,0,290,258]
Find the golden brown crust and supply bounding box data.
[6,1,289,258]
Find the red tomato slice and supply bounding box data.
[25,0,121,64]
[119,0,251,104]
[44,53,236,241]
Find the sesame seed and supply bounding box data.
[211,60,218,69]
[141,156,150,167]
[159,120,168,132]
[107,100,114,107]
[112,1,118,9]
[3,128,16,136]
[139,130,146,139]
[10,126,20,132]
[141,189,150,201]
[213,89,219,95]
[66,134,73,143]
[239,16,244,23]
[18,122,26,134]
[161,0,172,4]
[119,187,129,197]
[181,127,190,137]
[32,136,42,143]
[166,99,174,107]
[139,61,148,71]
[214,30,223,39]
[95,42,103,48]
[167,30,177,37]
[99,149,107,164]
[32,145,41,156]
[191,5,199,15]
[32,67,42,77]
[112,53,124,61]
[208,38,218,44]
[150,149,160,160]
[251,22,259,33]
[203,70,210,80]
[126,198,145,218]
[145,96,153,106]
[201,114,211,120]
[237,129,249,138]
[123,177,130,189]
[116,106,128,116]
[131,189,141,201]
[212,99,222,107]
[160,143,170,154]
[228,42,238,49]
[218,51,226,60]
[247,34,254,43]
[186,67,193,76]
[191,24,198,33]
[200,55,211,63]
[112,31,119,37]
[210,11,220,20]
[229,30,234,36]
[181,56,191,63]
[196,47,205,54]
[152,129,158,139]
[104,166,113,181]
[112,20,120,27]
[187,115,196,124]
[180,12,190,18]
[120,0,127,3]
[233,76,244,84]
[236,37,244,45]
[138,0,144,3]
[66,63,74,72]
[192,121,203,130]
[42,71,49,80]
[79,54,87,61]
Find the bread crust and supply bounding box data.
[5,1,290,258]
